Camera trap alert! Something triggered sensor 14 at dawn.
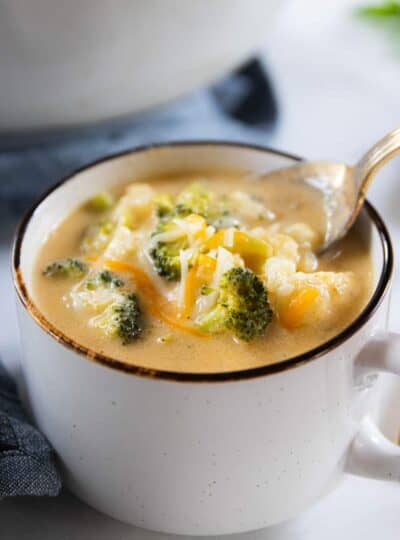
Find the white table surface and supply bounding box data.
[1,0,400,538]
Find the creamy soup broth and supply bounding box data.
[32,172,373,373]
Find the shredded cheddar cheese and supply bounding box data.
[104,259,207,336]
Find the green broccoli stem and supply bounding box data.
[43,258,87,278]
[196,305,227,334]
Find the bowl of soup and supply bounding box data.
[12,142,400,535]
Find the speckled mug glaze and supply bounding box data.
[12,143,400,535]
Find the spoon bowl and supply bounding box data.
[263,127,400,252]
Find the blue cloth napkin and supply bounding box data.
[0,364,61,497]
[0,59,276,217]
[0,59,277,497]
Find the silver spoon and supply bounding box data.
[264,127,400,252]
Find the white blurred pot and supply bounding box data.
[0,0,282,133]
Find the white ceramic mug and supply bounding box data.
[12,143,400,536]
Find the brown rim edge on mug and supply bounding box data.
[12,141,394,383]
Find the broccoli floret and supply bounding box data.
[85,270,124,290]
[175,183,232,227]
[80,220,115,254]
[150,243,182,280]
[43,258,87,278]
[149,184,227,281]
[86,191,114,212]
[196,267,272,341]
[92,292,143,344]
[149,221,188,280]
[152,194,174,217]
[175,183,214,217]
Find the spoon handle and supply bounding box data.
[355,126,400,201]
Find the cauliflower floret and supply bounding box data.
[230,191,275,221]
[269,233,300,264]
[251,227,300,265]
[291,271,354,298]
[263,257,297,294]
[103,225,140,261]
[253,222,319,274]
[283,223,318,249]
[80,220,115,255]
[114,183,156,229]
[263,245,356,330]
[266,270,356,329]
[297,250,318,272]
[69,283,125,312]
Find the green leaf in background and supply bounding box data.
[356,2,400,52]
[357,1,400,18]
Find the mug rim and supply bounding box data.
[12,140,394,383]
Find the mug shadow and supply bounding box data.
[0,489,301,540]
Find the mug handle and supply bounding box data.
[346,332,400,481]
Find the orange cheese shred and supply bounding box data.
[204,230,271,272]
[104,259,207,337]
[180,266,200,319]
[279,287,319,330]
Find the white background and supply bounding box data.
[1,0,400,538]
